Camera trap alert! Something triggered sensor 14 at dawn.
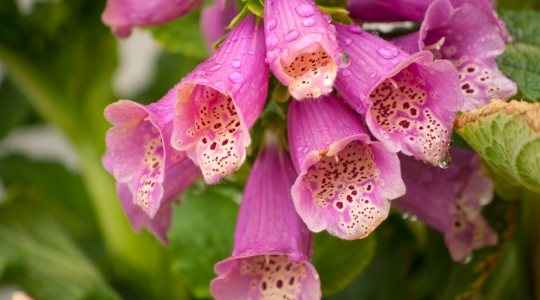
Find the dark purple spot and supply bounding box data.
[336,202,343,209]
[210,142,217,150]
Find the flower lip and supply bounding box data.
[171,14,269,184]
[264,0,343,100]
[288,95,405,240]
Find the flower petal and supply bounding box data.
[394,148,498,261]
[104,87,188,217]
[210,132,320,299]
[335,23,463,165]
[102,0,203,38]
[288,94,405,239]
[172,15,269,184]
[264,0,344,100]
[200,1,238,54]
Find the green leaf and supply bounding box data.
[455,100,540,194]
[168,186,239,299]
[497,0,540,12]
[148,9,209,60]
[0,79,30,140]
[497,10,540,101]
[317,6,353,25]
[312,231,376,296]
[0,196,120,300]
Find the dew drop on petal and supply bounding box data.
[341,69,352,77]
[438,150,452,169]
[348,24,363,34]
[340,51,350,68]
[371,31,380,37]
[295,4,314,17]
[228,72,244,83]
[266,33,279,48]
[285,30,300,42]
[378,129,389,140]
[376,46,399,59]
[209,64,222,72]
[447,138,454,148]
[322,12,332,23]
[345,38,353,46]
[370,73,376,79]
[266,18,277,31]
[232,59,242,69]
[302,17,315,27]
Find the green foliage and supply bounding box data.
[0,79,30,140]
[455,101,540,194]
[168,186,239,299]
[312,232,376,296]
[497,10,540,101]
[148,9,209,60]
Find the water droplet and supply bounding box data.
[232,36,238,42]
[460,253,473,264]
[328,32,337,42]
[376,46,399,59]
[328,24,337,34]
[295,4,314,17]
[340,51,350,68]
[378,129,389,140]
[303,148,309,154]
[232,59,242,69]
[348,24,363,34]
[371,31,380,37]
[228,72,243,83]
[266,33,279,48]
[409,214,418,222]
[370,73,376,79]
[285,30,300,42]
[447,138,454,148]
[401,211,410,220]
[345,38,353,46]
[297,146,303,152]
[341,69,352,77]
[266,47,282,63]
[345,84,351,91]
[322,12,332,23]
[248,50,254,55]
[209,64,222,72]
[438,150,452,169]
[266,18,277,31]
[302,17,315,27]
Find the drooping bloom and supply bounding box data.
[171,15,269,184]
[211,132,321,300]
[288,94,405,240]
[103,153,200,244]
[102,0,203,38]
[392,0,517,111]
[346,0,508,41]
[394,148,498,262]
[334,23,464,166]
[264,0,345,100]
[200,0,238,54]
[104,86,200,217]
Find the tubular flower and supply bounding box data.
[288,94,405,240]
[104,86,197,217]
[102,0,203,38]
[200,0,238,54]
[394,148,498,262]
[392,0,517,111]
[210,132,321,300]
[334,23,464,166]
[346,0,508,41]
[171,15,269,184]
[264,0,345,100]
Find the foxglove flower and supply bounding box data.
[211,132,321,300]
[102,0,204,38]
[394,148,498,262]
[171,15,269,184]
[200,0,238,54]
[392,0,517,111]
[347,0,508,41]
[264,0,345,100]
[288,94,405,240]
[334,23,463,166]
[103,154,200,244]
[104,86,193,217]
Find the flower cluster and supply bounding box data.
[101,0,515,298]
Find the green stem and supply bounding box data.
[523,190,540,300]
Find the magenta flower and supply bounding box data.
[171,15,269,184]
[288,94,405,240]
[394,148,498,262]
[334,23,463,166]
[104,86,199,217]
[200,0,238,54]
[264,0,345,100]
[102,0,203,38]
[210,132,321,300]
[392,0,517,111]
